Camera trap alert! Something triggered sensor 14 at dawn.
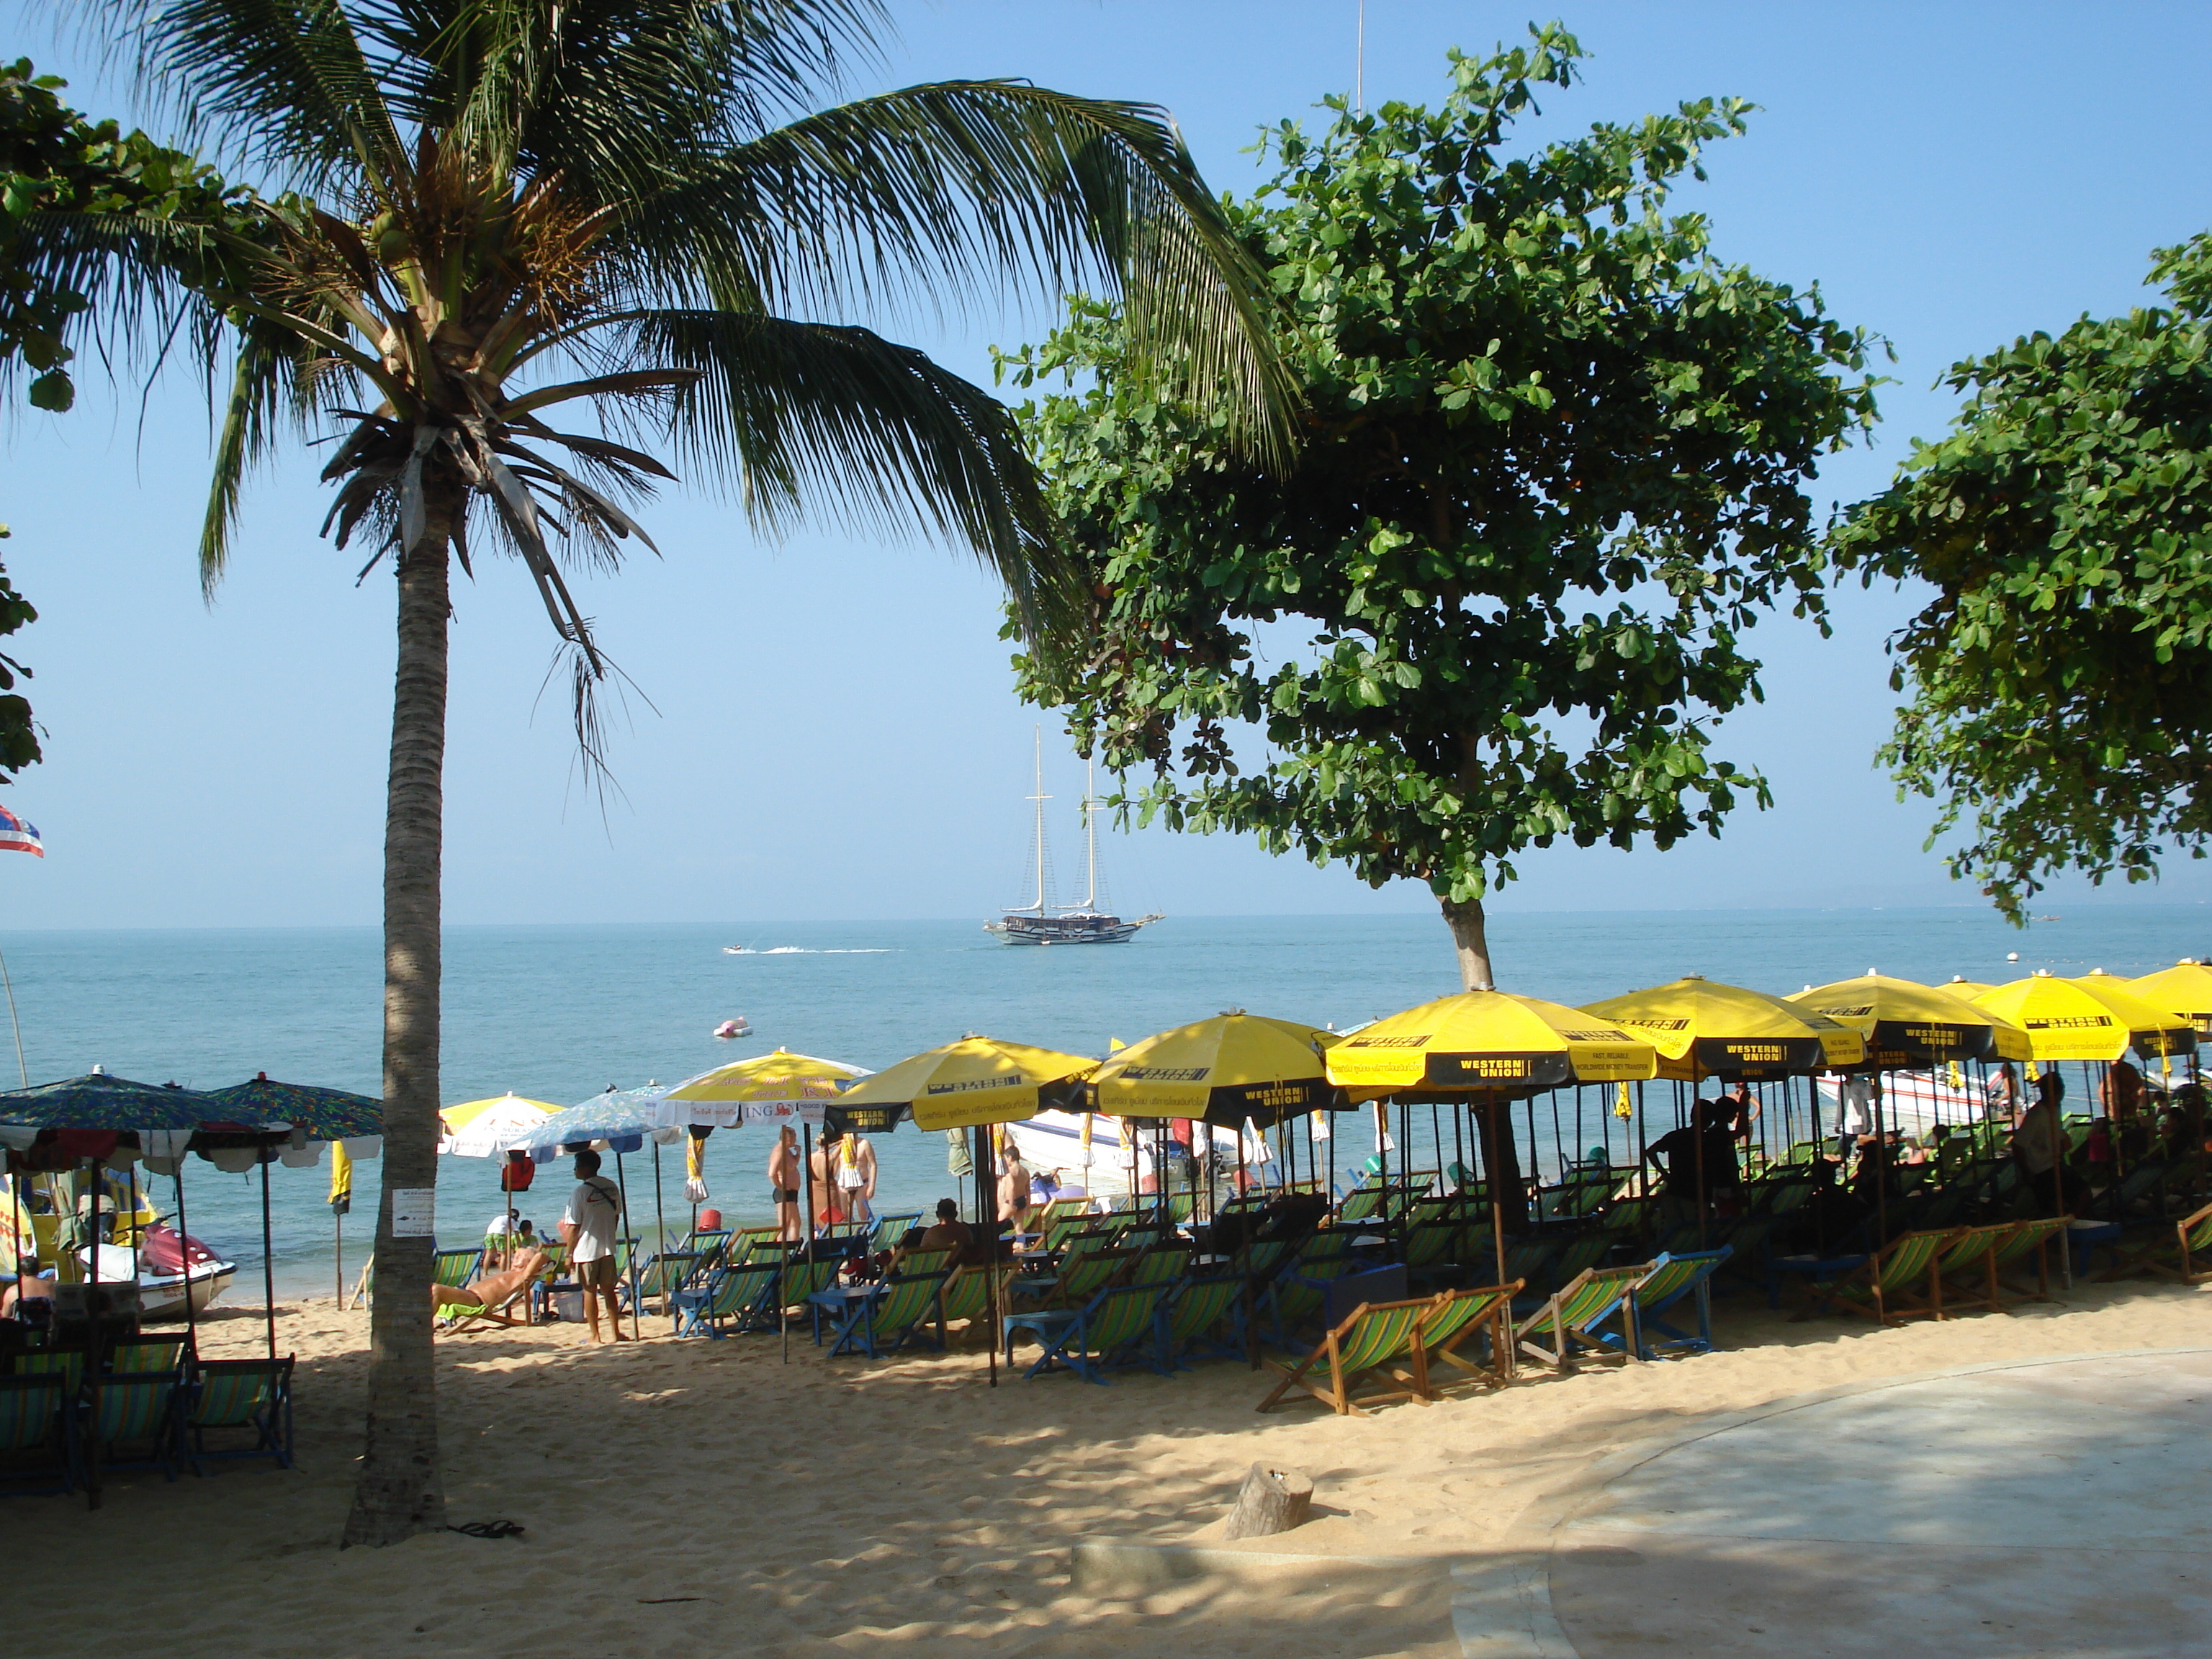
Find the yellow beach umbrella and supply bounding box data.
[1090,1010,1341,1125]
[833,1035,1096,1130]
[1942,976,1997,1000]
[1966,973,2197,1064]
[1325,991,1656,1099]
[653,1049,870,1128]
[2126,960,2212,1036]
[438,1092,559,1156]
[1789,973,2028,1067]
[1581,976,1866,1079]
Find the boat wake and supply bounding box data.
[722,946,898,956]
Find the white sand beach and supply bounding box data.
[13,1277,2211,1659]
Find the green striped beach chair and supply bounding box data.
[1256,1295,1439,1415]
[1157,1272,1246,1368]
[14,1349,85,1396]
[778,1256,840,1313]
[432,1246,484,1289]
[729,1226,781,1264]
[2099,1202,2212,1285]
[1990,1215,2072,1301]
[86,1371,182,1482]
[1413,1280,1522,1395]
[896,1247,954,1277]
[0,1372,74,1494]
[1264,1250,1364,1346]
[675,1261,781,1338]
[1004,1279,1174,1383]
[1514,1263,1656,1372]
[1015,1246,1129,1312]
[1797,1227,1957,1326]
[1930,1223,2013,1316]
[184,1357,293,1475]
[1625,1249,1731,1358]
[621,1250,703,1318]
[827,1270,949,1358]
[936,1263,1012,1340]
[105,1334,190,1375]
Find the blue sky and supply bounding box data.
[0,1,2208,930]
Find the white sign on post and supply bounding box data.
[390,1187,436,1238]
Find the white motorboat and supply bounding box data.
[714,1016,752,1039]
[81,1230,238,1323]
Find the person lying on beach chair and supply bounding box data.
[432,1247,548,1326]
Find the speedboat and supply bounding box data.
[714,1016,752,1039]
[80,1224,236,1322]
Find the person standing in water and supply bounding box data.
[767,1125,801,1242]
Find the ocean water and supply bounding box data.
[6,905,2204,1300]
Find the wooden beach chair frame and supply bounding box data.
[1930,1223,2014,1316]
[1256,1295,1439,1416]
[2098,1201,2212,1285]
[1514,1264,1655,1372]
[1413,1280,1522,1395]
[1989,1215,2071,1301]
[1796,1227,1956,1326]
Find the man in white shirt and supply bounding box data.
[559,1149,627,1343]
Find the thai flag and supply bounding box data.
[0,806,42,858]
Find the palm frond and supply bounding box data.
[609,81,1299,463]
[596,307,1084,643]
[84,1,412,199]
[199,313,316,596]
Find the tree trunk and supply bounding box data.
[343,487,457,1547]
[1221,1463,1313,1539]
[1440,894,1495,992]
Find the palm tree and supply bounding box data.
[60,0,1293,1546]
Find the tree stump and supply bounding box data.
[1220,1462,1313,1540]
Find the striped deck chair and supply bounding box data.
[13,1349,85,1397]
[827,1270,950,1359]
[441,1272,539,1333]
[673,1261,779,1337]
[1600,1195,1660,1239]
[1256,1295,1439,1416]
[183,1357,293,1475]
[1164,1192,1197,1224]
[86,1372,182,1482]
[1334,1185,1390,1225]
[728,1226,781,1264]
[104,1334,189,1375]
[0,1372,73,1494]
[1401,1218,1474,1282]
[1931,1223,2013,1316]
[1157,1272,1246,1368]
[432,1246,484,1290]
[678,1229,734,1274]
[778,1256,840,1316]
[1514,1264,1655,1372]
[1414,1280,1522,1395]
[621,1251,703,1318]
[936,1263,1012,1341]
[1005,1280,1175,1384]
[1797,1228,1956,1326]
[1015,1246,1130,1312]
[894,1247,955,1277]
[1625,1249,1731,1358]
[1264,1251,1364,1347]
[868,1211,923,1244]
[1129,1244,1192,1286]
[2099,1202,2212,1285]
[1988,1215,2071,1301]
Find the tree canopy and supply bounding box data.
[1002,29,1877,986]
[1832,235,2212,922]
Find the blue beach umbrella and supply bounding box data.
[513,1085,668,1160]
[205,1074,384,1143]
[0,1071,227,1133]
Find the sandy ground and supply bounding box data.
[12,1273,2212,1659]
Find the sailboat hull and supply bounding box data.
[987,914,1147,945]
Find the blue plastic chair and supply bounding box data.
[1004,1280,1174,1384]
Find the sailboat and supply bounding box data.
[985,732,1164,946]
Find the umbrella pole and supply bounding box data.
[261,1152,276,1363]
[174,1161,199,1360]
[616,1150,638,1342]
[85,1154,101,1510]
[335,1204,343,1311]
[976,1124,998,1388]
[653,1139,673,1336]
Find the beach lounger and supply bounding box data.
[1004,1279,1174,1384]
[621,1251,703,1317]
[431,1246,484,1290]
[1015,1246,1130,1311]
[867,1211,923,1244]
[183,1357,293,1475]
[675,1262,781,1338]
[895,1247,953,1277]
[1623,1249,1730,1358]
[104,1334,190,1375]
[440,1274,538,1333]
[826,1270,950,1359]
[1156,1272,1246,1368]
[2098,1201,2212,1285]
[1412,1281,1521,1395]
[1930,1223,2013,1316]
[1264,1250,1364,1347]
[935,1263,1012,1341]
[0,1372,74,1494]
[1256,1295,1441,1415]
[84,1371,182,1483]
[1987,1215,2070,1300]
[1514,1263,1655,1372]
[1793,1226,1956,1325]
[1129,1244,1192,1285]
[12,1348,85,1396]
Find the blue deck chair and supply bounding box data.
[1156,1272,1246,1369]
[824,1270,948,1358]
[0,1372,74,1495]
[1623,1249,1731,1358]
[184,1357,294,1475]
[674,1261,781,1338]
[1004,1280,1174,1384]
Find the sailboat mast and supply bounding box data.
[1030,726,1050,914]
[1082,760,1099,912]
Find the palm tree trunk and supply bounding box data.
[343,485,457,1547]
[1440,894,1496,992]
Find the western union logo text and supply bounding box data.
[1622,1018,1690,1031]
[1120,1066,1209,1082]
[2025,1016,2112,1030]
[925,1076,1021,1094]
[1560,1028,1634,1043]
[1445,1058,1532,1077]
[1724,1043,1786,1061]
[1347,1035,1430,1048]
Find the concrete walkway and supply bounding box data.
[1529,1349,2212,1657]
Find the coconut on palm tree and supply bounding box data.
[54,0,1293,1545]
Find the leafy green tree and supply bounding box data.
[0,60,241,781]
[51,0,1290,1546]
[1833,235,2212,921]
[1003,29,1876,990]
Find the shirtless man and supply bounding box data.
[430,1247,548,1317]
[767,1125,802,1241]
[997,1144,1033,1233]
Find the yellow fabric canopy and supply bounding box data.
[833,1035,1097,1130]
[2126,960,2212,1035]
[1325,991,1655,1099]
[1789,973,2030,1066]
[1090,1011,1339,1125]
[1966,974,2196,1063]
[438,1093,559,1157]
[1582,976,1865,1079]
[658,1049,868,1104]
